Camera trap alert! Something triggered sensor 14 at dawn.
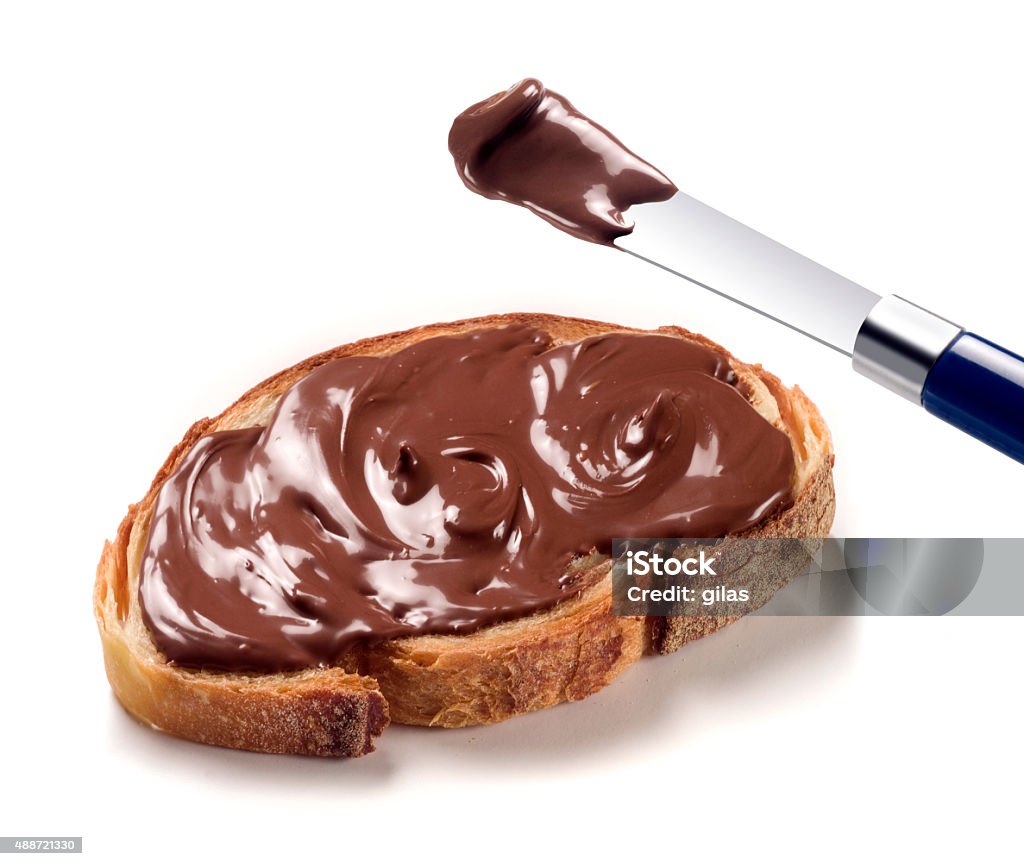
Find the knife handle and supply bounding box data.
[921,333,1024,464]
[853,296,1024,465]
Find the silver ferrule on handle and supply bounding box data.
[852,295,963,404]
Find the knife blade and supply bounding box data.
[615,192,879,356]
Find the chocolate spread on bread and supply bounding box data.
[139,327,794,672]
[449,79,677,244]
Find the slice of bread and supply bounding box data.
[94,313,835,757]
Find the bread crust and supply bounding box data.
[94,313,835,755]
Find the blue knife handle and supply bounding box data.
[922,333,1024,464]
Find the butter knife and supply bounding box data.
[616,193,1024,464]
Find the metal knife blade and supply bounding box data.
[615,192,881,356]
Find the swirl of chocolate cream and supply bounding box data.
[449,79,678,244]
[139,327,795,672]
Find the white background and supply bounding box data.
[2,1,1022,862]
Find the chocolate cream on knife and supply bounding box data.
[449,78,677,244]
